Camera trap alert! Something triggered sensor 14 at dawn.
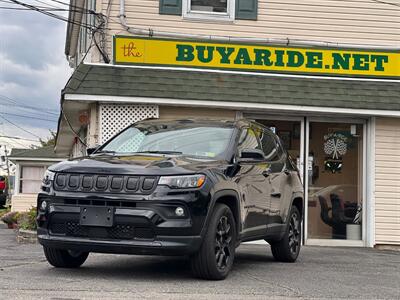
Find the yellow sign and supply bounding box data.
[113,36,400,77]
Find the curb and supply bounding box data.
[16,229,38,244]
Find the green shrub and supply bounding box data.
[17,207,37,231]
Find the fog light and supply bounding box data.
[40,200,47,211]
[175,207,185,217]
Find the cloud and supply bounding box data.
[0,3,71,145]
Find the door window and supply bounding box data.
[262,130,284,161]
[237,127,262,153]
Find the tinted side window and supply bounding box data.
[237,127,261,152]
[259,129,283,161]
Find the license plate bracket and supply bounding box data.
[80,206,114,227]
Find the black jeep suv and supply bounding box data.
[37,119,304,280]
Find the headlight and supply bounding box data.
[158,174,206,189]
[42,170,55,184]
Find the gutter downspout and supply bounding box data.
[118,0,400,50]
[68,0,85,59]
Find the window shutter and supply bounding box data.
[235,0,258,20]
[159,0,182,15]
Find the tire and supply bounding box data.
[43,246,89,268]
[270,205,301,262]
[190,203,236,280]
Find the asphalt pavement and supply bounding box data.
[0,223,399,300]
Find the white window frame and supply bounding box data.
[182,0,235,22]
[19,165,47,194]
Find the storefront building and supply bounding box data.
[56,0,400,247]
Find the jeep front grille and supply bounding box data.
[53,173,158,194]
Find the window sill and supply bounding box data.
[182,13,235,24]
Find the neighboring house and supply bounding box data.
[56,0,400,247]
[8,147,66,212]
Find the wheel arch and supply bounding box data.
[203,189,241,239]
[290,193,304,225]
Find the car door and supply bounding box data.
[258,128,291,228]
[234,127,272,238]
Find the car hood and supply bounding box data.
[49,154,227,175]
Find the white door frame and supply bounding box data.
[304,117,367,247]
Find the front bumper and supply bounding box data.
[38,234,202,255]
[37,201,206,256]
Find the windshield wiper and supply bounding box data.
[91,150,116,155]
[134,150,183,155]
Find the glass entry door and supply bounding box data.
[306,121,364,241]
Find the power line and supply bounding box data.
[0,115,42,140]
[0,0,72,10]
[0,95,59,115]
[8,0,96,30]
[32,0,64,9]
[0,135,39,142]
[0,4,102,13]
[0,137,28,148]
[0,112,58,122]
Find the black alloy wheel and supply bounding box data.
[215,215,233,271]
[270,205,301,262]
[288,211,301,256]
[190,203,236,280]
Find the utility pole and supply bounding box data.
[0,145,10,202]
[3,145,10,178]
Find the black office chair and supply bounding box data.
[318,195,333,227]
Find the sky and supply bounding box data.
[0,1,72,150]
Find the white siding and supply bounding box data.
[375,117,400,245]
[97,0,400,61]
[11,194,37,212]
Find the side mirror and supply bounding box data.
[86,146,100,156]
[238,149,265,162]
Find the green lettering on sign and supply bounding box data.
[216,47,235,64]
[287,51,304,67]
[253,49,273,66]
[371,55,389,71]
[196,46,215,63]
[332,53,351,70]
[305,52,323,69]
[234,48,252,65]
[176,44,195,61]
[274,50,285,67]
[352,54,370,71]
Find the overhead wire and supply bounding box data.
[0,112,58,122]
[0,95,59,114]
[0,115,42,140]
[0,135,39,142]
[0,0,88,12]
[60,105,87,147]
[0,137,29,148]
[8,0,96,30]
[0,102,58,116]
[1,0,109,146]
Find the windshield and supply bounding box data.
[99,123,234,159]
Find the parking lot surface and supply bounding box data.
[0,223,399,300]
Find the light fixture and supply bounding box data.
[175,207,185,217]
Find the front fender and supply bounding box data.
[199,189,242,241]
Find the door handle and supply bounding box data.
[262,170,272,177]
